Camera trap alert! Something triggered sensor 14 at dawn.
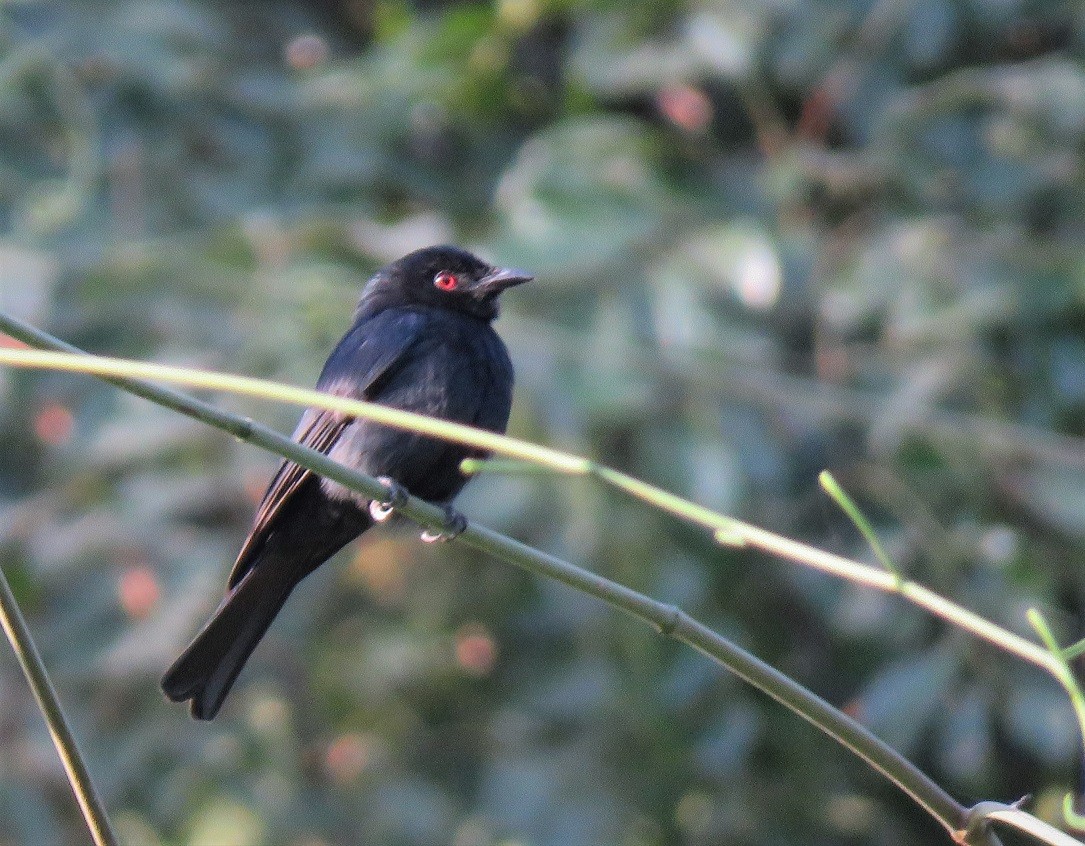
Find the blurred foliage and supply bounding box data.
[2,0,1085,844]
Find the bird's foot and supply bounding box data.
[369,477,407,522]
[421,506,467,543]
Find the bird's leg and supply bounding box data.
[420,505,468,543]
[369,476,407,522]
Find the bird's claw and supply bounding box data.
[421,506,467,543]
[369,476,407,522]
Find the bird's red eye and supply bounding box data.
[434,270,458,291]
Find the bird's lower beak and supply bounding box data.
[473,266,534,296]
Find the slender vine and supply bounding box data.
[2,311,1082,844]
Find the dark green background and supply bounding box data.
[2,1,1084,844]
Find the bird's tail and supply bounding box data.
[161,562,295,720]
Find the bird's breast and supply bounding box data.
[327,315,513,502]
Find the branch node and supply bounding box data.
[233,416,255,441]
[657,604,683,638]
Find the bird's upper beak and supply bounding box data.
[472,266,534,297]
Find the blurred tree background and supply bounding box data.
[2,0,1085,844]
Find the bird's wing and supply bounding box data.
[227,310,429,588]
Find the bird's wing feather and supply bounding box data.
[227,310,429,588]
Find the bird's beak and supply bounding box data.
[472,266,534,296]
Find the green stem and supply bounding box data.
[1027,610,1085,831]
[0,313,981,841]
[0,323,1065,676]
[966,801,1083,846]
[0,564,117,846]
[1064,638,1085,662]
[0,347,588,473]
[818,470,903,581]
[457,522,968,833]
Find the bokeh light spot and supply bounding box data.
[324,731,374,785]
[455,623,497,676]
[350,538,408,603]
[33,402,73,446]
[675,790,713,836]
[733,241,781,311]
[827,794,877,835]
[285,34,328,70]
[0,334,29,349]
[243,469,270,506]
[187,800,266,846]
[118,564,160,620]
[657,84,713,133]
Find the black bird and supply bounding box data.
[162,245,531,719]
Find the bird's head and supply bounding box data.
[357,245,533,322]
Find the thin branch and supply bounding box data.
[0,324,1067,670]
[965,802,1084,846]
[502,313,1085,473]
[1027,610,1085,831]
[818,470,903,581]
[0,564,117,846]
[0,314,982,841]
[0,344,1062,678]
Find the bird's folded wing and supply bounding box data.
[227,309,430,588]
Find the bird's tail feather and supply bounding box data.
[161,563,295,720]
